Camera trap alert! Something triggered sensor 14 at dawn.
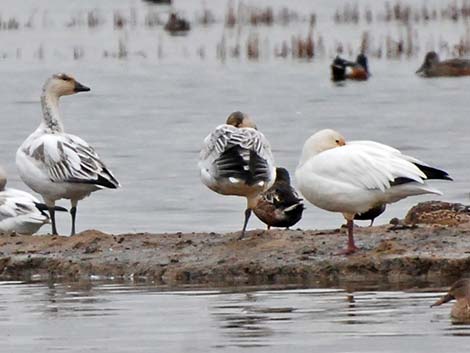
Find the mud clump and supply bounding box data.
[405,201,470,226]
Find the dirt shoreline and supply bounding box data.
[1,201,470,290]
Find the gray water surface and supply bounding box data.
[0,281,469,353]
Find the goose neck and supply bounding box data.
[40,92,63,133]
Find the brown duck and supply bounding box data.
[416,51,470,77]
[254,167,304,230]
[431,279,470,322]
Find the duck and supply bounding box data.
[199,111,276,239]
[164,13,190,33]
[144,0,171,4]
[0,166,67,235]
[16,73,120,236]
[331,53,370,82]
[354,204,386,226]
[416,51,470,77]
[253,167,304,230]
[295,129,452,254]
[431,279,470,322]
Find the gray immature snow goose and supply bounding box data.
[16,73,120,235]
[199,111,276,238]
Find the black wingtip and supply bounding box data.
[35,203,68,212]
[415,163,452,181]
[66,171,120,189]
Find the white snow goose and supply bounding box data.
[16,73,120,235]
[199,111,276,238]
[0,166,67,235]
[295,129,452,255]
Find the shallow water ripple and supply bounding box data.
[1,282,469,353]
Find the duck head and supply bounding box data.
[275,167,291,184]
[431,279,470,307]
[416,51,440,75]
[356,53,369,73]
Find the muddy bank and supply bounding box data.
[1,201,470,289]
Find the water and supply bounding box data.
[0,281,468,352]
[0,0,468,235]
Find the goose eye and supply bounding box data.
[58,74,72,81]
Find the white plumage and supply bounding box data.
[16,73,119,235]
[0,188,48,235]
[199,112,275,238]
[0,166,59,235]
[296,129,451,254]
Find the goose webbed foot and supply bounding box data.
[336,219,360,255]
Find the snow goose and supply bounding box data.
[16,73,120,235]
[0,166,66,235]
[295,129,452,254]
[199,111,276,238]
[254,167,304,230]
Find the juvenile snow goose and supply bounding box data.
[0,166,66,235]
[16,73,120,235]
[295,129,451,254]
[199,111,276,238]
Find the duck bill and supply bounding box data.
[415,64,426,75]
[431,293,454,307]
[74,81,91,92]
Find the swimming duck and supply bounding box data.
[416,51,470,77]
[331,54,369,81]
[253,167,304,230]
[0,166,66,235]
[164,13,190,33]
[16,73,120,236]
[144,0,171,4]
[295,129,451,254]
[431,279,470,322]
[199,111,276,239]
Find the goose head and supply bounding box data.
[298,129,346,167]
[226,111,257,129]
[43,73,90,97]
